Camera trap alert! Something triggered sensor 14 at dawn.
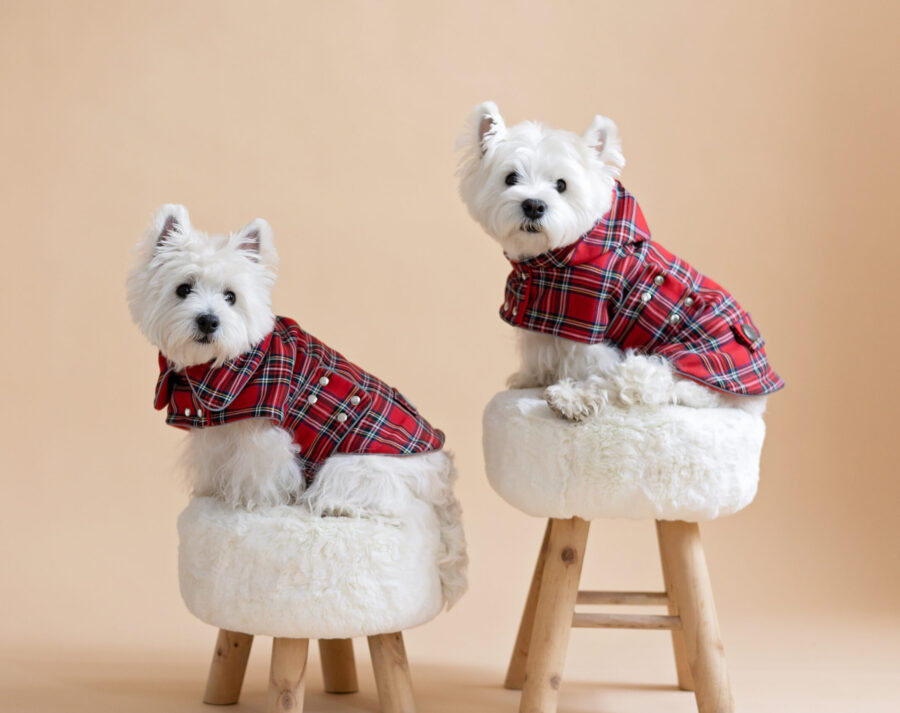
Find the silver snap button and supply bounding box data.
[654,275,665,286]
[684,297,694,307]
[641,291,652,302]
[350,395,361,405]
[669,313,681,324]
[184,408,191,417]
[197,408,203,417]
[319,376,330,386]
[512,306,518,316]
[307,395,318,405]
[336,413,348,423]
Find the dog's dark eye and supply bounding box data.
[505,172,519,186]
[175,283,192,299]
[556,179,567,193]
[224,290,236,305]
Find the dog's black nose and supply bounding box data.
[196,313,220,335]
[522,199,547,220]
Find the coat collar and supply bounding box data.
[154,332,274,412]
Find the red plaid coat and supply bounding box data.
[155,316,445,480]
[500,182,784,396]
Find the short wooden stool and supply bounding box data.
[204,631,414,713]
[506,518,730,713]
[483,389,768,713]
[178,496,466,713]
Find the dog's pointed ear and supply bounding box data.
[234,218,278,267]
[153,204,191,248]
[583,115,625,174]
[461,101,507,158]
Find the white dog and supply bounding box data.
[127,206,466,601]
[458,102,781,419]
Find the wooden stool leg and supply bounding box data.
[505,519,553,690]
[656,521,695,691]
[656,520,733,713]
[368,632,416,713]
[318,638,359,693]
[268,638,309,713]
[203,629,253,705]
[519,517,590,713]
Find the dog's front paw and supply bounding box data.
[543,380,598,421]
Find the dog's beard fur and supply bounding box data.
[457,103,766,418]
[127,210,277,371]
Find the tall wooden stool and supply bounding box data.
[483,389,767,713]
[178,495,467,712]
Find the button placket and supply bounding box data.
[639,272,666,308]
[305,370,332,408]
[512,269,531,322]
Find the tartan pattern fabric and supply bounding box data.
[500,182,784,396]
[155,316,445,480]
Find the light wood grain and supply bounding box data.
[657,519,695,691]
[318,638,358,694]
[571,612,681,629]
[368,632,417,713]
[505,519,553,690]
[657,520,733,713]
[575,590,670,606]
[519,517,590,713]
[202,629,253,705]
[267,638,308,713]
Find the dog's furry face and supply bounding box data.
[127,205,279,369]
[457,101,625,260]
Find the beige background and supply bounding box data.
[1,1,898,711]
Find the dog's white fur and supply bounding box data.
[127,207,466,602]
[457,102,765,419]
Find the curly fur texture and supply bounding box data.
[483,389,765,521]
[178,494,457,638]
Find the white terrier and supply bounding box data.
[127,206,466,598]
[457,102,782,419]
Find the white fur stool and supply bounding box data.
[178,496,463,713]
[483,389,767,713]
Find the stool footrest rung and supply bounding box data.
[572,612,682,630]
[576,590,670,606]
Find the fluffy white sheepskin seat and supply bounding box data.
[178,496,452,639]
[483,389,766,522]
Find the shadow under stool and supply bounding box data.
[483,389,768,713]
